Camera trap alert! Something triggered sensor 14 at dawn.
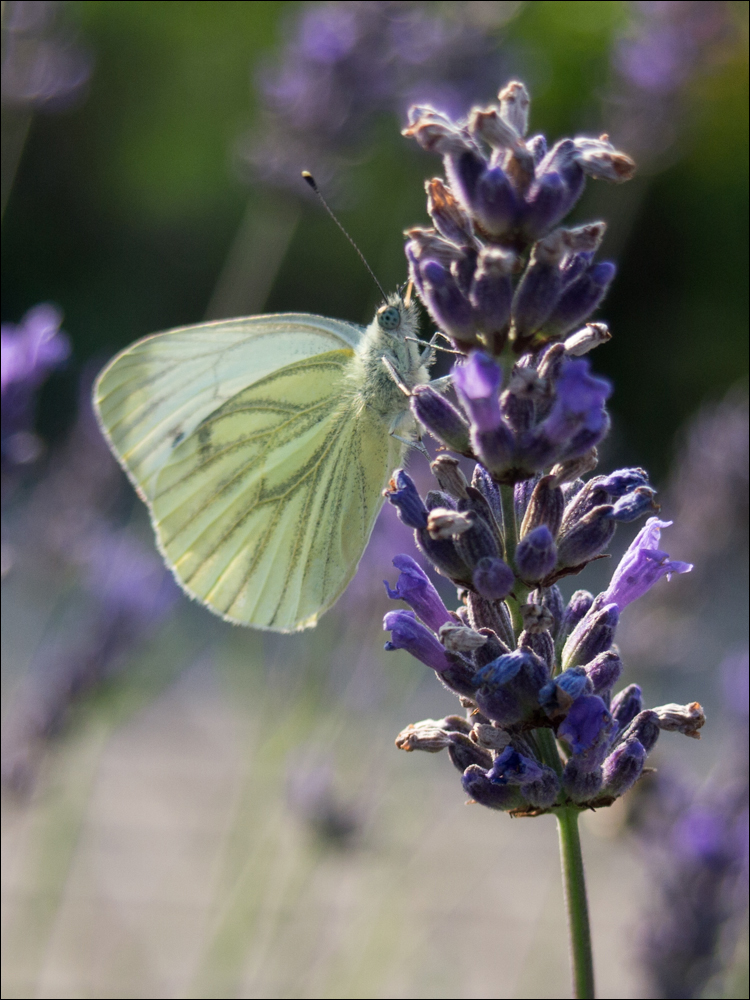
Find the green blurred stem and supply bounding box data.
[556,807,595,999]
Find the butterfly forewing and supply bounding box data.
[94,315,363,501]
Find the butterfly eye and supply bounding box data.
[377,305,401,331]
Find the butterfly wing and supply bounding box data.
[94,314,400,632]
[94,314,363,501]
[151,351,402,630]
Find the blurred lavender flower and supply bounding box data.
[381,80,703,819]
[286,754,360,848]
[1,0,92,110]
[633,652,749,999]
[2,372,178,794]
[1,303,69,469]
[245,1,517,195]
[616,386,748,667]
[606,1,736,162]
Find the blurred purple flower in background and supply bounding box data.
[607,0,736,162]
[1,0,92,110]
[634,654,749,999]
[245,0,518,195]
[1,303,69,469]
[2,329,178,793]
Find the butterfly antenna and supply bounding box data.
[302,171,389,304]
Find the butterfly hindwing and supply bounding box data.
[150,349,401,630]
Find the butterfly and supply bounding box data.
[93,294,435,632]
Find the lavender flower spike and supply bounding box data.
[385,555,452,634]
[603,517,693,611]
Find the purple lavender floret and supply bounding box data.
[603,517,693,610]
[384,554,452,634]
[387,79,703,818]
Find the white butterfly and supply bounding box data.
[93,295,434,632]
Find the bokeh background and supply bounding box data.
[2,3,748,998]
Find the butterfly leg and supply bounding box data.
[390,410,430,459]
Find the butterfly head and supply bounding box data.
[377,303,402,332]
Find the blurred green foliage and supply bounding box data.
[2,0,748,476]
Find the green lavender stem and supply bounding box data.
[556,807,595,999]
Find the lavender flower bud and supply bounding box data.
[438,622,488,654]
[472,165,519,239]
[473,629,511,669]
[601,738,646,797]
[471,464,502,521]
[598,467,650,496]
[453,352,516,473]
[572,136,636,183]
[562,757,603,803]
[396,717,469,753]
[651,702,706,739]
[556,504,617,569]
[519,628,555,672]
[520,602,555,634]
[469,247,514,344]
[519,474,565,538]
[425,489,456,511]
[539,666,591,719]
[466,592,515,650]
[515,525,557,583]
[527,134,547,164]
[520,139,585,239]
[426,508,473,540]
[498,80,530,137]
[471,722,511,752]
[561,603,619,669]
[539,358,612,446]
[488,747,560,810]
[558,694,614,755]
[511,243,563,341]
[462,764,526,811]
[447,732,493,773]
[425,177,474,246]
[584,650,623,697]
[549,448,599,486]
[452,511,500,569]
[415,528,473,588]
[529,584,565,639]
[564,322,612,356]
[452,351,502,431]
[608,485,659,522]
[384,554,452,634]
[474,649,548,726]
[620,709,661,753]
[431,455,470,500]
[384,610,452,672]
[384,469,428,528]
[610,684,643,731]
[544,261,616,339]
[501,367,542,434]
[559,589,595,641]
[472,556,514,600]
[411,385,471,454]
[417,259,477,343]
